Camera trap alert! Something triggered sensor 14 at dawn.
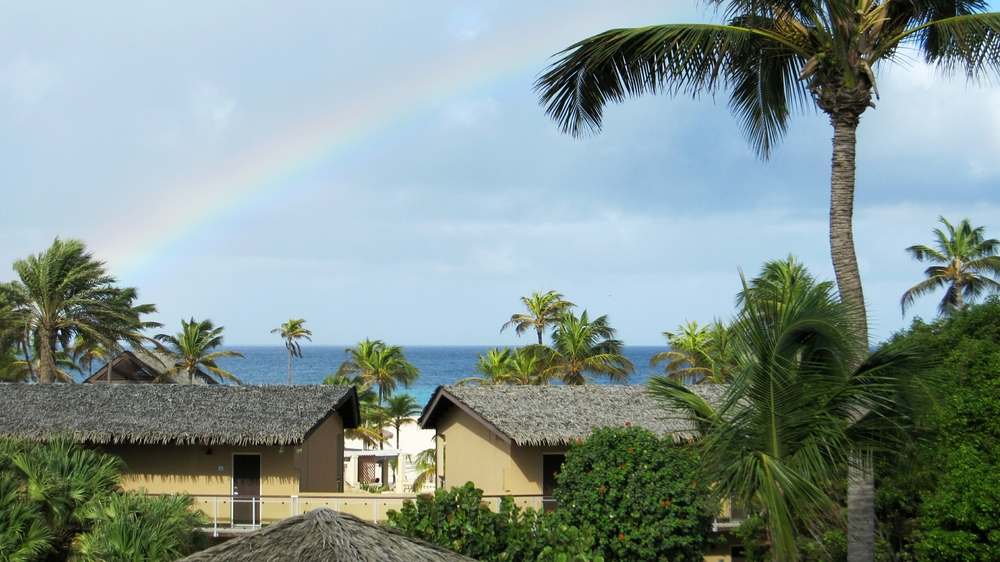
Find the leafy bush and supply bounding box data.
[0,472,53,562]
[386,482,602,561]
[553,425,718,562]
[74,490,210,562]
[882,299,1000,561]
[0,437,209,562]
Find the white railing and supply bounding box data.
[188,493,545,536]
[188,493,743,537]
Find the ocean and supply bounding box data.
[214,346,666,407]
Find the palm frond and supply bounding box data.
[535,23,805,151]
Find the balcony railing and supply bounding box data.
[188,493,547,536]
[186,493,746,537]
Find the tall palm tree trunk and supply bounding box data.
[36,328,57,384]
[829,111,869,345]
[827,99,875,562]
[287,348,293,386]
[848,452,876,562]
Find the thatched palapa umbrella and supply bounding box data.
[178,509,475,562]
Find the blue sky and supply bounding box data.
[2,1,999,346]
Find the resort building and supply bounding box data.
[0,383,359,526]
[81,348,216,384]
[419,384,741,562]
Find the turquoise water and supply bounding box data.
[214,346,666,407]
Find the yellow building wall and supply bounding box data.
[102,443,299,525]
[437,407,511,495]
[507,444,569,496]
[295,414,344,493]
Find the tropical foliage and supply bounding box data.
[155,318,244,384]
[385,393,421,451]
[271,318,312,385]
[409,448,436,493]
[651,319,736,384]
[650,260,932,562]
[901,216,1000,316]
[457,346,553,386]
[70,335,108,380]
[0,238,159,383]
[874,298,1000,561]
[336,339,418,405]
[322,373,387,448]
[540,310,633,385]
[0,437,208,561]
[502,290,575,345]
[387,482,603,562]
[553,426,717,562]
[74,491,209,562]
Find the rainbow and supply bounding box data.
[105,5,670,282]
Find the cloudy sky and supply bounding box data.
[2,1,999,346]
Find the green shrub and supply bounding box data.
[73,490,210,562]
[386,482,602,561]
[0,437,209,561]
[553,425,718,562]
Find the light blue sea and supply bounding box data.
[212,346,666,407]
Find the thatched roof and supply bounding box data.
[178,508,476,562]
[419,384,724,446]
[0,384,359,446]
[84,349,217,384]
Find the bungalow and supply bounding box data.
[419,384,740,562]
[419,384,724,497]
[82,348,214,384]
[0,383,359,526]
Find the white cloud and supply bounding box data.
[0,54,60,108]
[440,97,502,128]
[449,8,491,41]
[190,83,237,133]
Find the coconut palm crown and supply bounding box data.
[901,216,1000,316]
[501,290,575,345]
[541,309,634,385]
[154,318,244,384]
[272,318,313,385]
[650,261,931,562]
[536,0,1000,352]
[336,339,419,405]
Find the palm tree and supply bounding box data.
[336,339,419,406]
[410,448,437,492]
[901,216,1000,316]
[651,320,714,384]
[649,264,929,562]
[501,290,575,345]
[508,346,554,385]
[651,319,738,385]
[1,343,78,383]
[271,318,313,386]
[385,393,422,451]
[322,373,386,448]
[535,1,1000,360]
[154,318,244,384]
[457,347,516,385]
[541,310,634,385]
[0,238,159,383]
[70,335,108,379]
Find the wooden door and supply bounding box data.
[542,454,565,512]
[232,454,261,525]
